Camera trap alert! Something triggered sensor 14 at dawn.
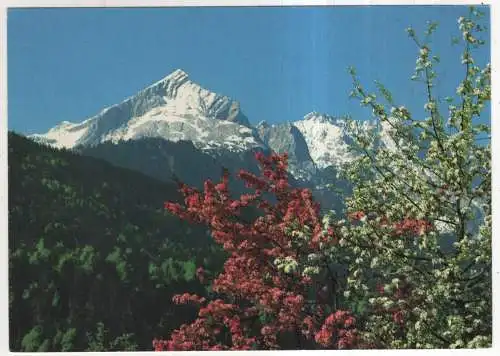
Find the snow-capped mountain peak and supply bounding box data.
[30,69,259,151]
[161,68,189,82]
[148,68,189,88]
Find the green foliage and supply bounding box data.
[8,133,223,351]
[182,260,197,281]
[60,328,77,351]
[86,322,138,351]
[21,326,43,352]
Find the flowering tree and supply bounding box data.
[334,7,491,348]
[153,153,357,350]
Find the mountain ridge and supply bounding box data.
[29,68,381,185]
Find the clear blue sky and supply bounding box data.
[8,6,490,135]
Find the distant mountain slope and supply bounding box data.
[78,137,268,189]
[77,137,349,215]
[8,132,225,351]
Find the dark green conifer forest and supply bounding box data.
[8,132,225,351]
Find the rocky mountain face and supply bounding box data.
[255,120,317,181]
[29,68,378,209]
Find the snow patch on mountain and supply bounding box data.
[30,120,93,149]
[292,112,358,169]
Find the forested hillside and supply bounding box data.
[8,132,224,351]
